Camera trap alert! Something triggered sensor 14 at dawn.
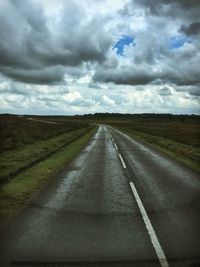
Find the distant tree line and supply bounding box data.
[74,112,200,120]
[1,112,199,120]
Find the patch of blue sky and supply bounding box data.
[113,35,135,56]
[168,36,192,50]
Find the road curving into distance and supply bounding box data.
[0,125,199,267]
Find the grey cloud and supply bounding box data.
[133,0,200,16]
[158,87,172,96]
[64,67,85,78]
[0,0,199,115]
[56,87,69,95]
[168,85,200,98]
[1,66,64,85]
[180,22,200,36]
[134,86,145,91]
[36,96,59,102]
[93,67,155,85]
[94,25,200,87]
[152,0,199,8]
[0,86,29,96]
[0,80,69,99]
[88,83,102,90]
[69,98,95,107]
[153,0,200,9]
[188,87,200,96]
[0,0,112,84]
[94,64,200,87]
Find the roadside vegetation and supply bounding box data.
[0,126,94,185]
[0,114,97,223]
[110,116,200,172]
[0,128,96,223]
[0,114,93,185]
[0,114,88,151]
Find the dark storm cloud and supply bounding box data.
[139,0,200,9]
[94,62,200,87]
[0,0,112,84]
[188,87,200,96]
[133,0,200,17]
[180,22,200,36]
[93,67,155,85]
[1,67,65,85]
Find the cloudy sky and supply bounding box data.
[0,0,200,115]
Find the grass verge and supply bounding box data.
[0,126,97,224]
[0,127,93,184]
[115,127,200,173]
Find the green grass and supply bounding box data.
[115,127,200,173]
[0,127,92,183]
[110,119,200,147]
[0,114,89,152]
[0,127,97,223]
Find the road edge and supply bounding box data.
[0,126,98,228]
[113,127,200,173]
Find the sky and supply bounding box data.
[0,0,200,115]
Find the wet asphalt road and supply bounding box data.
[0,125,200,267]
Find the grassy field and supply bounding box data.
[0,114,88,152]
[110,117,200,146]
[0,126,93,185]
[110,117,200,172]
[0,126,97,223]
[0,114,97,223]
[0,114,94,185]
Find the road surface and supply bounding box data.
[0,125,199,267]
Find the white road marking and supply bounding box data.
[119,153,127,169]
[108,131,118,150]
[114,143,118,150]
[130,182,169,267]
[109,133,114,142]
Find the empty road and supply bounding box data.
[0,125,200,267]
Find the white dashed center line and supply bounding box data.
[107,127,169,267]
[114,142,118,150]
[118,153,127,169]
[130,181,169,267]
